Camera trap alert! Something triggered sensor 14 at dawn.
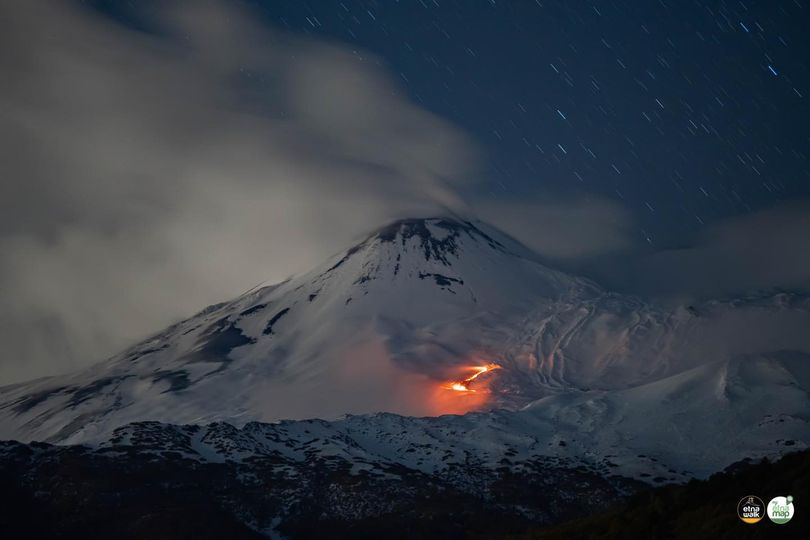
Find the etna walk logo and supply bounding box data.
[737,495,765,524]
[767,495,795,525]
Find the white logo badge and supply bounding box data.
[767,495,795,525]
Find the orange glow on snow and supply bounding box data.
[424,363,501,415]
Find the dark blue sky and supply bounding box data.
[94,0,809,248]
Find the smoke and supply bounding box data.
[615,199,810,299]
[0,0,479,383]
[481,193,810,302]
[477,195,635,259]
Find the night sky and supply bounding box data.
[98,0,810,247]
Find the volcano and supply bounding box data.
[1,216,809,480]
[1,217,595,443]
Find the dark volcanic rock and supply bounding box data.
[0,431,642,539]
[4,425,806,539]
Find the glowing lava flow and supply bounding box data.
[445,363,501,393]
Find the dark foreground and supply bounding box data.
[0,438,806,539]
[513,450,809,540]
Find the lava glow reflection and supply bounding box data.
[425,362,502,415]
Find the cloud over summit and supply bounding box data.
[0,0,478,383]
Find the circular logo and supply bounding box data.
[768,495,795,525]
[738,495,765,524]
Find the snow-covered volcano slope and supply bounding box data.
[31,347,804,488]
[1,217,810,467]
[90,347,810,482]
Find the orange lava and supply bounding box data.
[443,363,501,393]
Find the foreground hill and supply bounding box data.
[1,432,805,539]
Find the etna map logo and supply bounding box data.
[768,495,795,525]
[737,495,765,524]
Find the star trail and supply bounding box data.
[226,0,810,247]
